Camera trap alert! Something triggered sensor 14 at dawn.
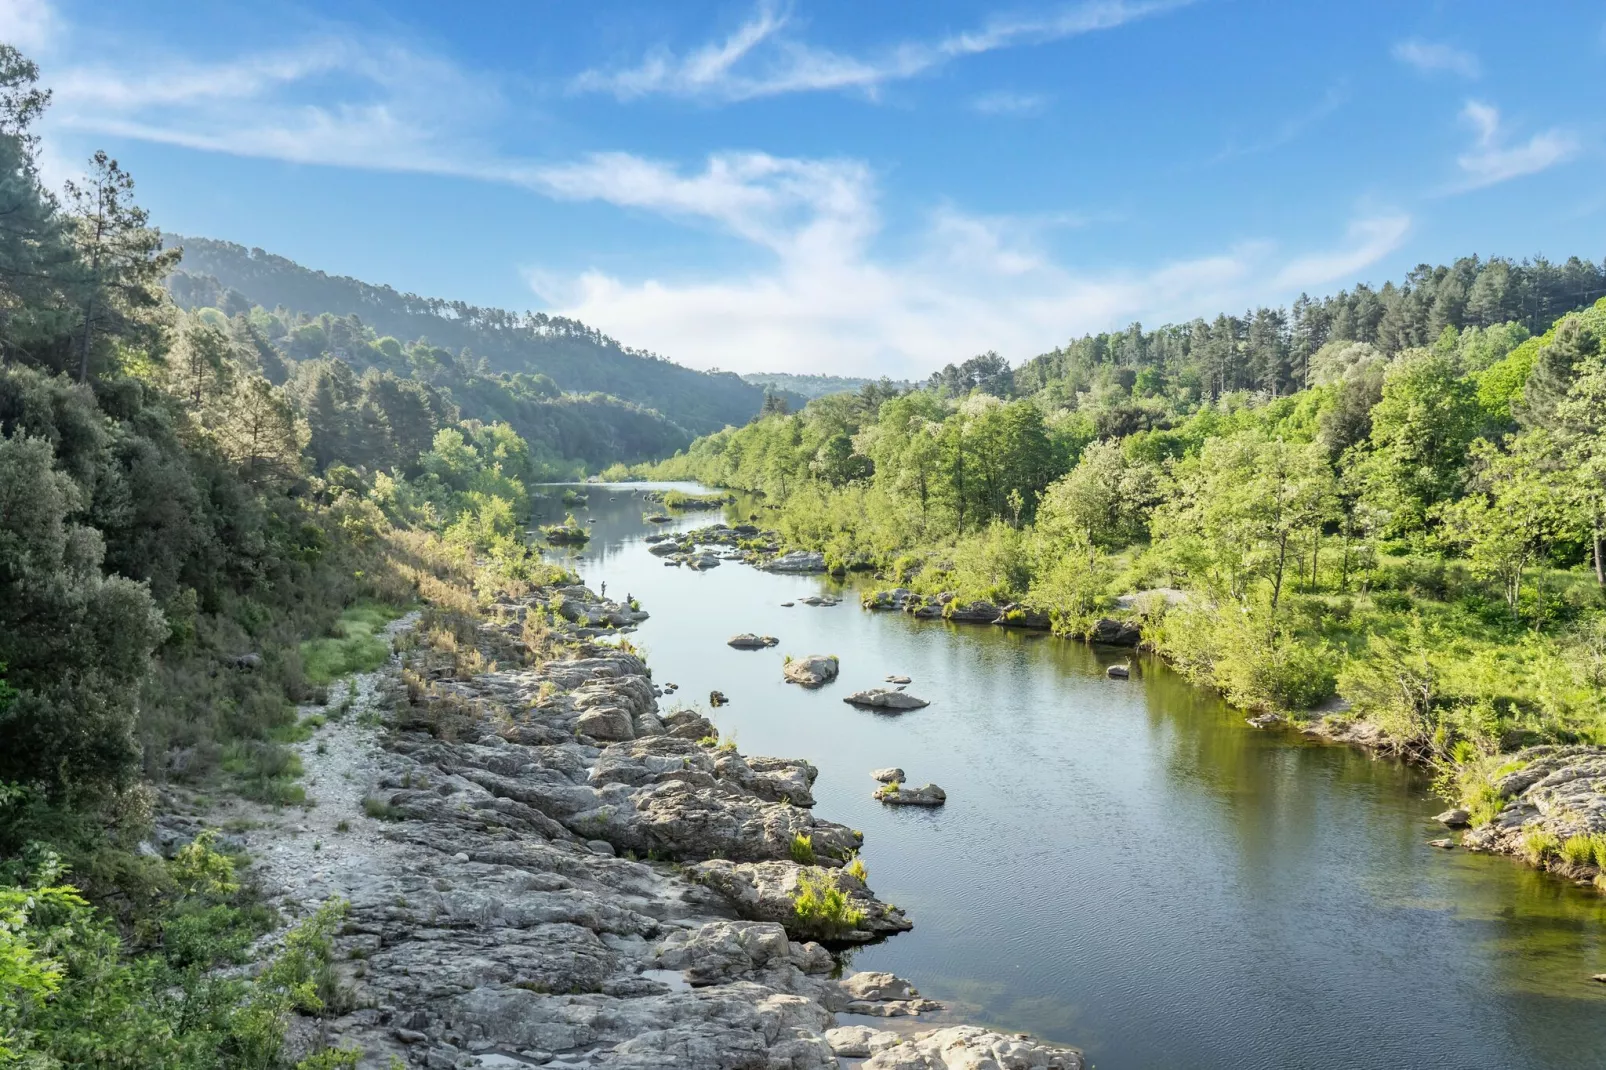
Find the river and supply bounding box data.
[534,482,1606,1070]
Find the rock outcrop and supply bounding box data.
[783,655,840,688]
[156,582,1079,1069]
[844,688,931,711]
[727,633,780,649]
[766,550,828,573]
[1461,745,1606,886]
[875,783,947,807]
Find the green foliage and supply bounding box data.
[789,832,816,865]
[300,603,401,685]
[1521,828,1561,864]
[790,872,865,941]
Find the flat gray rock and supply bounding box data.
[844,688,929,710]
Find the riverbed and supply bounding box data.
[537,483,1606,1070]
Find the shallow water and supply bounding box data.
[538,483,1606,1070]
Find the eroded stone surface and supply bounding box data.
[171,584,1070,1068]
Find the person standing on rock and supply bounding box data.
[600,581,607,599]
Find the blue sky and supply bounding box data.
[7,0,1604,377]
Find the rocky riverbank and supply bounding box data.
[163,583,1084,1069]
[861,587,1142,645]
[1458,746,1606,888]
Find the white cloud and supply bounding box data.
[1453,100,1578,190]
[573,0,1191,102]
[0,0,59,52]
[1391,39,1481,79]
[1272,214,1411,290]
[523,149,1410,376]
[970,90,1049,116]
[20,0,1411,376]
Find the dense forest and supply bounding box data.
[740,371,909,402]
[652,257,1606,823]
[0,48,573,1067]
[168,237,769,437]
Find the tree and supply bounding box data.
[1036,439,1156,549]
[0,434,166,798]
[214,374,303,487]
[1362,349,1481,539]
[62,152,178,382]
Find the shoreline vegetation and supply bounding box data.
[635,286,1606,886]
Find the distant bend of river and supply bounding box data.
[535,482,1606,1070]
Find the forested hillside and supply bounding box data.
[168,237,768,437]
[740,371,910,402]
[651,258,1606,821]
[0,47,576,1066]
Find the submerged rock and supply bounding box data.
[1428,838,1456,849]
[1106,664,1130,679]
[1246,713,1281,729]
[874,783,946,807]
[843,689,930,711]
[885,674,912,684]
[728,633,780,649]
[783,655,840,688]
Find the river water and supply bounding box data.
[535,483,1606,1070]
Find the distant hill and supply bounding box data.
[740,371,915,401]
[166,237,768,437]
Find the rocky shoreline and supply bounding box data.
[163,583,1084,1069]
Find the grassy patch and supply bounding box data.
[222,741,307,806]
[790,872,865,940]
[300,602,406,685]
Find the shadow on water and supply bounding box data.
[534,483,1606,1070]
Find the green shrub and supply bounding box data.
[790,872,865,940]
[789,832,815,865]
[1521,828,1561,863]
[1561,835,1597,866]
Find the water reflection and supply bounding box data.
[534,483,1606,1070]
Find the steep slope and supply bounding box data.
[167,236,767,436]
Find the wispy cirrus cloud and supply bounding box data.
[1453,100,1578,191]
[970,90,1049,116]
[1392,39,1481,79]
[571,0,1192,103]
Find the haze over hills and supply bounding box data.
[166,236,771,438]
[740,372,916,401]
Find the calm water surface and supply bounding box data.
[536,483,1606,1070]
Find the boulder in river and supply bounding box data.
[766,549,827,573]
[783,654,840,688]
[885,674,911,684]
[946,600,1001,624]
[870,767,905,784]
[728,633,780,649]
[1245,713,1281,729]
[1427,838,1456,849]
[874,782,946,807]
[1090,617,1143,646]
[1106,663,1130,679]
[799,594,840,607]
[1435,808,1471,828]
[844,688,930,711]
[709,690,728,707]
